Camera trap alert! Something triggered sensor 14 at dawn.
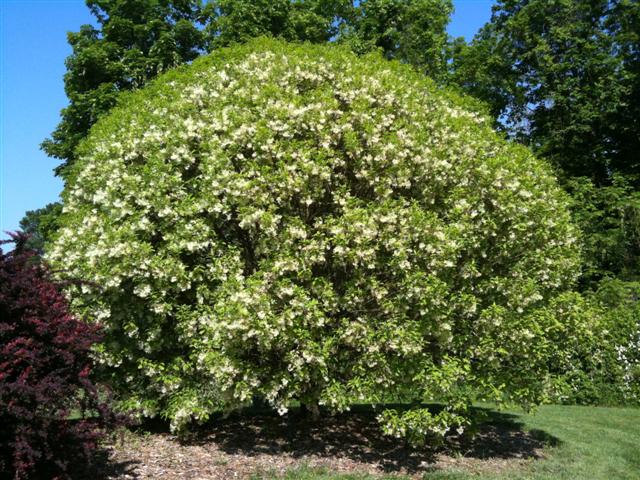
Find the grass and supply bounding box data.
[503,404,640,480]
[252,405,640,480]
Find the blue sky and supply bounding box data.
[0,0,495,238]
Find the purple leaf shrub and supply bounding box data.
[0,233,118,479]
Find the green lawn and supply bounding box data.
[254,405,640,480]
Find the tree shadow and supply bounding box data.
[71,446,141,479]
[180,404,561,474]
[446,407,560,462]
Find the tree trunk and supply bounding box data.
[300,401,321,421]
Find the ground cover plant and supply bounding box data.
[0,234,117,479]
[49,38,583,442]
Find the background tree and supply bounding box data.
[204,0,454,78]
[340,0,454,80]
[204,0,352,48]
[451,0,640,285]
[18,203,63,255]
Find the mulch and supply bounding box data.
[84,407,553,479]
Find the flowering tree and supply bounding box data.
[49,39,581,442]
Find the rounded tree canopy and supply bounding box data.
[50,38,580,439]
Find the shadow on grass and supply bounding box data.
[450,408,560,463]
[153,404,559,475]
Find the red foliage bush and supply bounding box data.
[0,234,118,479]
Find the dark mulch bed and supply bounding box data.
[79,406,558,479]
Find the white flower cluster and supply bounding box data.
[616,328,640,399]
[48,39,580,434]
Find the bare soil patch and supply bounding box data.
[81,407,556,479]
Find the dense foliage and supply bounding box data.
[541,284,640,406]
[566,177,640,288]
[447,0,640,405]
[207,0,454,79]
[49,39,582,441]
[452,0,639,180]
[338,0,453,80]
[0,234,117,479]
[18,203,63,255]
[203,0,350,48]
